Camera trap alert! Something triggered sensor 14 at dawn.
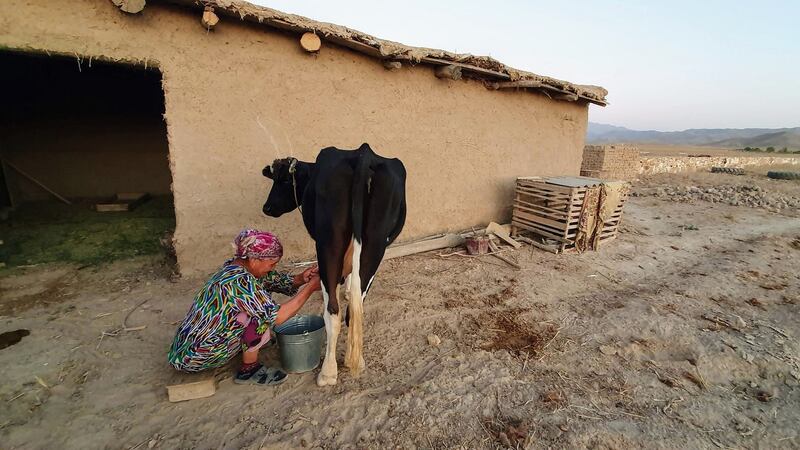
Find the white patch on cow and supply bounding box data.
[343,274,352,302]
[317,282,341,386]
[364,274,376,300]
[344,238,365,373]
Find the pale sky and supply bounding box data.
[252,0,799,132]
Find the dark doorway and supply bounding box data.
[0,51,175,268]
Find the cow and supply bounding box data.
[262,143,407,386]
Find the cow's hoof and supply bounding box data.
[316,372,338,387]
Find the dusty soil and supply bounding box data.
[1,169,799,449]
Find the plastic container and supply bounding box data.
[273,314,325,373]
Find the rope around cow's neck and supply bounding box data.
[289,158,303,215]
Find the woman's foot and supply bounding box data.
[234,362,264,384]
[234,364,287,386]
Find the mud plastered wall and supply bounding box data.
[0,0,590,276]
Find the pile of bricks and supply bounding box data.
[580,144,640,181]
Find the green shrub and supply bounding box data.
[766,146,775,152]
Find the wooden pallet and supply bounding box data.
[510,177,627,253]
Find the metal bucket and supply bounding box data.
[273,315,326,373]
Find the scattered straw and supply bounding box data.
[34,376,50,390]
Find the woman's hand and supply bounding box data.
[276,274,322,325]
[301,265,319,283]
[305,274,322,292]
[293,264,319,288]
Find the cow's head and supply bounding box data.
[262,157,311,217]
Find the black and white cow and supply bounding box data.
[262,143,406,386]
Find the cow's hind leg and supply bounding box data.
[345,164,404,374]
[344,240,365,374]
[343,274,352,302]
[317,281,342,386]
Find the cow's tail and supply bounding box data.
[345,143,371,375]
[350,143,372,245]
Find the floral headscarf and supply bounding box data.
[232,229,283,260]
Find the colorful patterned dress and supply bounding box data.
[168,261,297,372]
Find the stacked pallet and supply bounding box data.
[510,176,628,253]
[580,144,640,181]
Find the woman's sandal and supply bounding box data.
[233,365,287,386]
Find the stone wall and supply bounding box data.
[639,156,800,175]
[580,144,640,180]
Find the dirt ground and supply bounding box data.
[1,168,799,449]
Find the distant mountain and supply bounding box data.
[587,122,800,149]
[708,130,800,149]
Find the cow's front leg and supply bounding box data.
[317,282,341,386]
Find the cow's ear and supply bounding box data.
[263,166,273,179]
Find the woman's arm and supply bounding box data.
[259,271,298,296]
[274,275,321,325]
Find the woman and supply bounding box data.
[168,229,321,386]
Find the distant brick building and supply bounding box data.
[581,145,641,181]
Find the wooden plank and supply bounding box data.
[513,211,567,236]
[516,181,577,194]
[1,159,71,205]
[511,219,571,243]
[322,35,385,59]
[514,202,574,225]
[563,188,577,251]
[487,240,521,269]
[516,189,575,205]
[513,202,570,222]
[516,182,581,198]
[516,236,559,254]
[166,379,216,402]
[517,181,575,195]
[514,197,571,218]
[512,212,572,233]
[486,221,522,249]
[422,57,511,80]
[488,80,544,90]
[384,234,464,260]
[515,186,572,201]
[95,193,150,212]
[513,209,571,233]
[95,204,130,212]
[545,176,604,188]
[516,182,573,195]
[511,189,521,237]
